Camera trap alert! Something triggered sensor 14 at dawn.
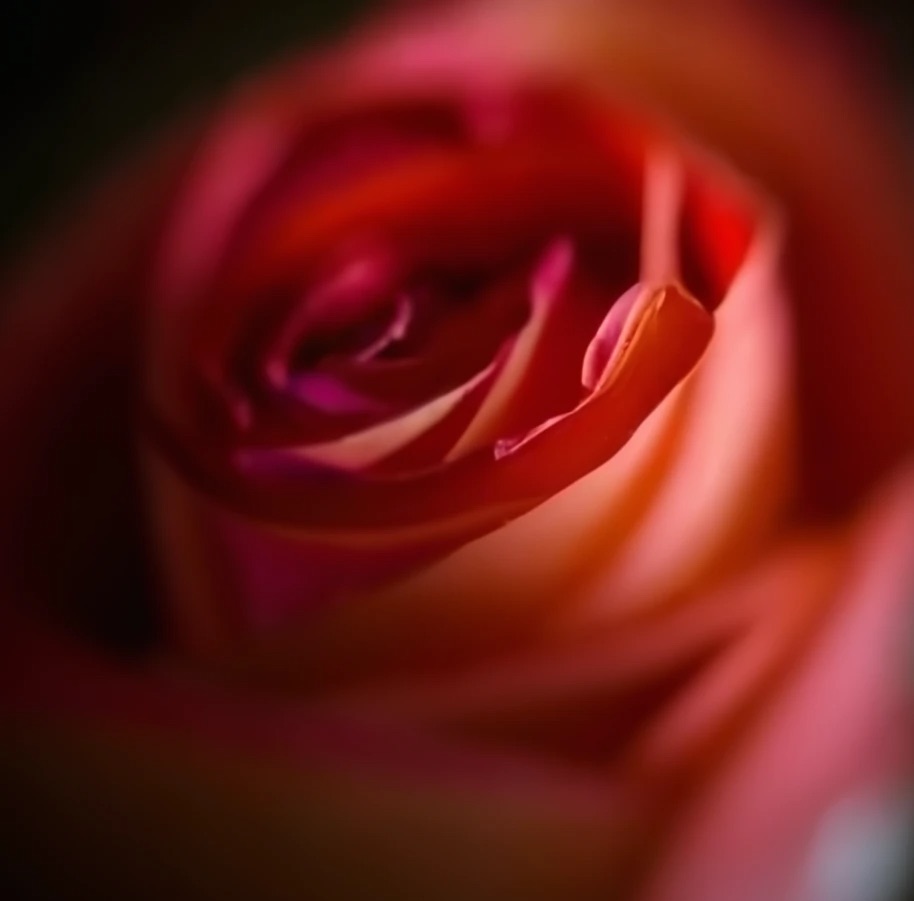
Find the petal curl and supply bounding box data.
[567,221,794,622]
[177,284,712,677]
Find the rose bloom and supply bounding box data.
[2,0,914,899]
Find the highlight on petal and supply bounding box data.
[640,148,684,285]
[566,220,794,623]
[258,360,499,471]
[580,282,644,392]
[445,237,576,459]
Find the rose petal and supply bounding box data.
[640,147,684,285]
[143,444,526,652]
[327,565,774,763]
[359,0,914,509]
[2,616,653,901]
[253,360,500,472]
[580,282,643,392]
[544,0,914,510]
[567,221,794,622]
[636,468,914,901]
[187,283,712,680]
[156,141,640,445]
[446,237,617,459]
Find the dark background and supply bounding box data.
[1,0,912,257]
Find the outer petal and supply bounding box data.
[0,123,204,646]
[567,216,794,623]
[549,0,914,513]
[2,618,650,901]
[636,468,914,901]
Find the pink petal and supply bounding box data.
[637,469,914,901]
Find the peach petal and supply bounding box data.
[263,359,499,471]
[568,222,794,623]
[640,147,684,285]
[626,534,847,785]
[635,467,914,901]
[327,567,773,747]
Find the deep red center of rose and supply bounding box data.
[150,88,655,473]
[3,80,751,650]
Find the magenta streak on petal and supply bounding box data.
[263,249,402,390]
[282,372,394,416]
[243,358,501,473]
[581,283,644,391]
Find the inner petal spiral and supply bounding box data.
[140,80,757,653]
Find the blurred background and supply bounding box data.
[1,0,911,258]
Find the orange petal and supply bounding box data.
[566,222,794,623]
[327,566,773,764]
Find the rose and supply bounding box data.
[3,1,914,899]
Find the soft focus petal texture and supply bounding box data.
[2,615,651,901]
[1,1,913,901]
[568,217,793,623]
[147,282,713,661]
[639,469,914,901]
[0,125,204,647]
